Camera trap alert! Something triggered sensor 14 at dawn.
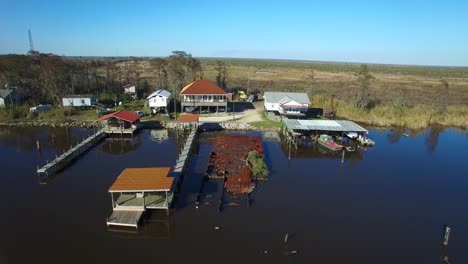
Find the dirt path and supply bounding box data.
[198,101,264,123]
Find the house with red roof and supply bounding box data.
[96,110,141,134]
[180,79,230,113]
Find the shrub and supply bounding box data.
[246,151,268,179]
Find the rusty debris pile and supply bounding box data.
[206,135,266,194]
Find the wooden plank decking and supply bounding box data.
[37,130,107,176]
[106,209,144,228]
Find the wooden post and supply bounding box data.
[443,225,450,246]
[111,192,115,208]
[36,140,40,151]
[341,149,345,164]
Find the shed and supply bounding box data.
[97,110,141,134]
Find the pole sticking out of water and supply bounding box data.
[36,140,40,151]
[284,233,289,244]
[341,149,345,164]
[443,225,451,246]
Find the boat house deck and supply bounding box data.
[106,167,175,228]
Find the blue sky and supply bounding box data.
[1,0,467,66]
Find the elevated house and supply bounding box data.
[147,89,171,114]
[62,94,97,107]
[263,92,310,116]
[180,79,229,113]
[0,88,22,108]
[97,110,141,134]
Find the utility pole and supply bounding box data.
[28,29,35,53]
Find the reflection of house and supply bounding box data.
[180,79,229,113]
[0,88,22,107]
[150,129,169,142]
[97,110,141,134]
[147,89,171,114]
[123,83,136,94]
[106,167,175,228]
[263,92,310,116]
[62,94,97,107]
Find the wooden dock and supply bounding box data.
[106,209,145,228]
[172,127,198,186]
[105,126,199,229]
[37,130,107,176]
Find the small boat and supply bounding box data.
[317,134,343,151]
[357,137,375,147]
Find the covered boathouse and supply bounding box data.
[282,119,368,137]
[97,110,141,135]
[106,167,175,228]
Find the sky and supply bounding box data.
[1,0,467,66]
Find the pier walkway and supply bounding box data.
[172,127,198,186]
[37,130,107,176]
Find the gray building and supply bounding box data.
[62,94,97,107]
[0,89,22,108]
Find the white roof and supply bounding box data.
[283,119,368,132]
[147,89,172,99]
[263,92,310,104]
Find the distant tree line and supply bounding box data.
[0,50,203,106]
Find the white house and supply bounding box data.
[62,94,97,107]
[147,89,171,114]
[263,92,310,116]
[123,83,136,94]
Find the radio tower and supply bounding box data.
[28,29,37,55]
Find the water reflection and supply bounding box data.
[425,126,447,154]
[150,129,169,142]
[100,136,142,155]
[0,127,91,152]
[278,136,365,160]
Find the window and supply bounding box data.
[81,99,85,104]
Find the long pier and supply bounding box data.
[37,130,107,177]
[172,127,198,189]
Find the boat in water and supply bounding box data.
[317,134,343,151]
[357,136,375,147]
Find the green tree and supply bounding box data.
[215,60,228,89]
[353,64,374,109]
[434,80,449,114]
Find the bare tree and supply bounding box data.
[150,58,168,89]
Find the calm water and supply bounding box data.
[1,126,467,264]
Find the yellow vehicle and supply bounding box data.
[238,90,248,101]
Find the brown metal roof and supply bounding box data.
[180,79,227,95]
[177,114,199,123]
[109,167,174,192]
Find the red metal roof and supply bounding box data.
[96,110,141,123]
[177,114,199,123]
[123,83,136,88]
[180,79,227,95]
